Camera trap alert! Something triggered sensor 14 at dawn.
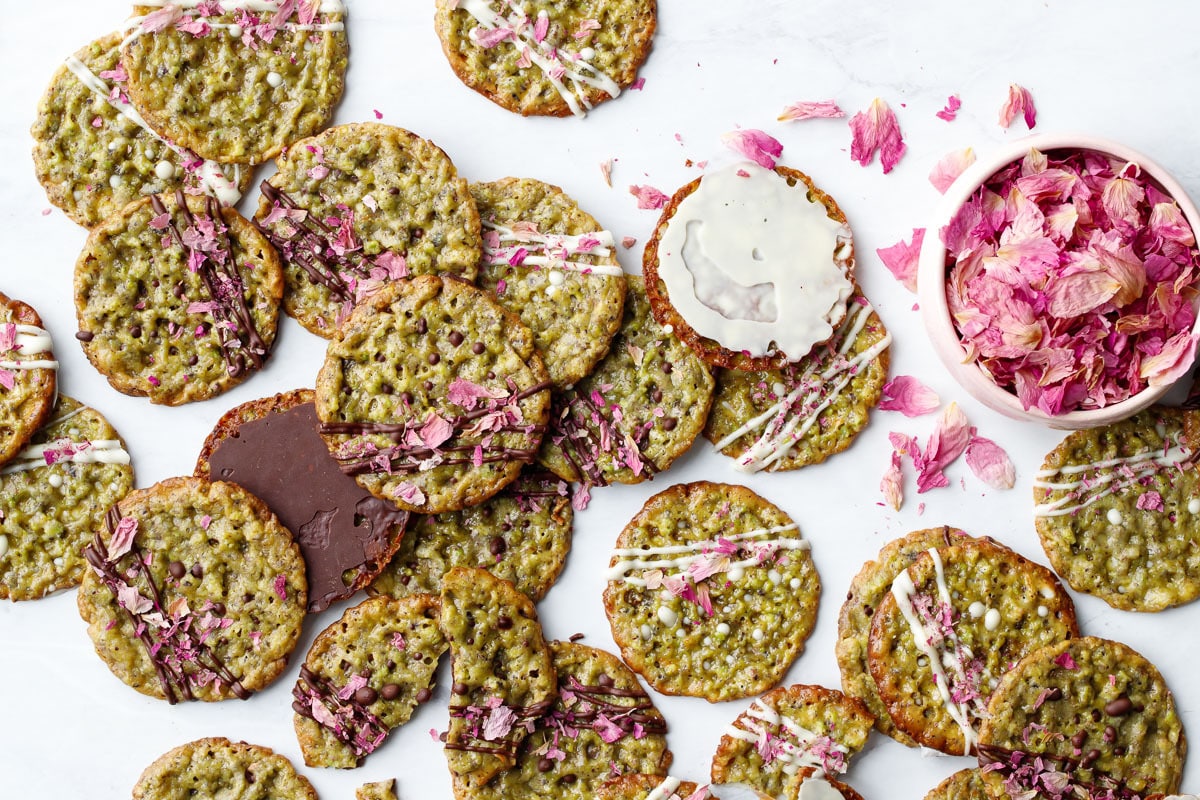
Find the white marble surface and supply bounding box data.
[2,1,1200,797]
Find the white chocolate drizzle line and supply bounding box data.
[890,547,983,755]
[606,523,807,585]
[725,699,848,776]
[483,221,624,276]
[63,57,242,206]
[0,325,58,371]
[645,776,683,800]
[713,301,890,472]
[135,0,345,10]
[122,3,345,49]
[1,440,131,475]
[1033,443,1194,517]
[457,0,621,118]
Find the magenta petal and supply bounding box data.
[998,83,1037,129]
[629,184,669,210]
[929,148,976,194]
[965,436,1015,489]
[721,129,784,169]
[778,99,845,121]
[876,228,926,293]
[1141,331,1198,387]
[849,98,906,173]
[879,375,941,416]
[881,451,904,511]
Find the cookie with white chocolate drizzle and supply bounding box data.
[0,292,57,468]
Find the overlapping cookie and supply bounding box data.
[434,0,657,117]
[978,637,1187,800]
[604,481,819,702]
[77,477,306,702]
[643,162,856,372]
[315,275,552,514]
[196,389,410,613]
[472,177,626,386]
[254,123,482,337]
[369,468,571,602]
[922,768,998,800]
[357,780,399,800]
[122,0,349,164]
[132,737,317,800]
[0,293,58,468]
[538,276,713,497]
[598,775,707,800]
[293,594,447,768]
[74,191,282,405]
[1034,406,1200,611]
[0,395,133,601]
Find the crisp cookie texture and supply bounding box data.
[315,275,551,514]
[836,526,968,745]
[0,395,133,601]
[643,166,855,372]
[868,536,1078,755]
[597,775,702,800]
[704,292,889,472]
[710,684,874,799]
[77,477,306,702]
[31,34,248,229]
[74,192,282,405]
[293,594,447,768]
[132,737,317,800]
[537,276,714,491]
[455,641,671,800]
[785,769,864,800]
[368,468,571,602]
[471,177,626,386]
[978,637,1187,799]
[1034,406,1200,611]
[255,123,482,337]
[0,293,57,468]
[441,567,557,789]
[357,779,399,800]
[122,2,348,164]
[434,0,656,117]
[922,768,999,800]
[604,481,819,702]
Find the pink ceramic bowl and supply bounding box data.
[917,132,1200,429]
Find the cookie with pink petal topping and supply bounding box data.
[0,292,57,468]
[132,737,317,800]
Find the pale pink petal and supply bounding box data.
[629,184,669,210]
[592,714,624,743]
[1140,331,1198,387]
[876,228,925,292]
[419,413,455,449]
[881,451,904,511]
[473,26,514,48]
[998,83,1037,129]
[879,376,941,416]
[108,516,139,562]
[929,147,976,194]
[778,99,844,121]
[850,98,906,173]
[936,95,962,121]
[920,403,971,494]
[721,129,783,169]
[599,159,613,186]
[394,482,427,505]
[964,436,1015,489]
[481,704,517,741]
[1136,491,1165,512]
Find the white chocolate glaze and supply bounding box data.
[797,773,847,800]
[645,776,683,800]
[483,221,624,276]
[725,699,849,776]
[136,0,345,9]
[1033,444,1193,517]
[1,439,131,475]
[606,523,807,586]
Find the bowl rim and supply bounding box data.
[916,131,1200,429]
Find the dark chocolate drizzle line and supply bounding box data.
[444,697,558,757]
[551,389,661,490]
[977,743,1153,800]
[82,507,250,704]
[292,665,389,757]
[562,677,668,733]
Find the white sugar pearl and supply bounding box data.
[657,606,678,626]
[0,535,8,558]
[548,270,565,286]
[968,601,986,618]
[266,71,283,88]
[47,474,63,489]
[1189,498,1200,514]
[716,622,730,635]
[1107,508,1123,525]
[229,24,243,38]
[984,608,1001,631]
[154,160,175,180]
[1037,605,1049,617]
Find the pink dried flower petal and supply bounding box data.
[721,129,783,169]
[777,99,844,121]
[881,451,904,511]
[929,147,976,194]
[629,184,669,210]
[481,703,518,741]
[108,517,139,562]
[473,26,514,48]
[1054,652,1077,670]
[849,98,906,173]
[998,83,1037,129]
[1140,331,1198,387]
[1136,491,1165,512]
[394,482,426,505]
[599,159,613,186]
[876,228,925,292]
[879,376,941,417]
[936,95,962,121]
[273,574,288,600]
[964,436,1016,489]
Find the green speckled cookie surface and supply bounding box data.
[597,775,701,800]
[0,395,133,601]
[357,780,399,800]
[0,293,57,468]
[132,737,317,800]
[922,768,998,800]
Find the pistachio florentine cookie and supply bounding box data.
[643,163,856,371]
[455,641,671,800]
[368,468,571,602]
[704,292,889,472]
[537,276,714,497]
[74,191,282,405]
[31,34,247,229]
[0,293,58,468]
[784,768,864,800]
[255,123,482,337]
[132,737,317,800]
[1034,406,1200,611]
[293,594,447,768]
[357,779,399,800]
[0,395,133,601]
[77,477,306,702]
[441,567,557,789]
[922,768,998,800]
[978,637,1187,800]
[434,0,657,117]
[122,1,349,164]
[597,774,703,800]
[315,275,552,514]
[604,481,819,702]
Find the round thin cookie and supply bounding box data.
[922,769,999,800]
[293,594,447,768]
[254,123,482,337]
[74,191,282,405]
[604,481,819,702]
[121,1,348,164]
[196,389,410,613]
[0,292,57,467]
[643,162,856,372]
[0,395,133,601]
[472,177,626,386]
[315,275,552,514]
[836,526,969,745]
[369,468,571,602]
[867,537,1078,755]
[77,477,306,702]
[978,637,1187,800]
[785,769,865,800]
[454,641,671,800]
[31,34,246,229]
[710,684,874,799]
[1034,406,1200,611]
[704,291,889,472]
[537,276,714,495]
[433,0,656,117]
[132,737,317,800]
[597,775,704,800]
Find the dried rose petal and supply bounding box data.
[849,98,906,174]
[881,451,904,511]
[721,129,784,169]
[876,228,926,293]
[778,99,844,121]
[879,376,940,417]
[964,436,1015,489]
[936,95,962,121]
[629,184,669,210]
[929,147,976,194]
[998,83,1037,129]
[1053,651,1077,670]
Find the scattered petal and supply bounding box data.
[778,99,845,121]
[881,451,904,511]
[629,184,669,210]
[998,83,1037,129]
[936,95,962,121]
[849,98,906,173]
[965,436,1016,489]
[721,129,783,169]
[876,228,926,292]
[929,147,976,194]
[879,376,941,416]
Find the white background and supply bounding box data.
[2,1,1200,797]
